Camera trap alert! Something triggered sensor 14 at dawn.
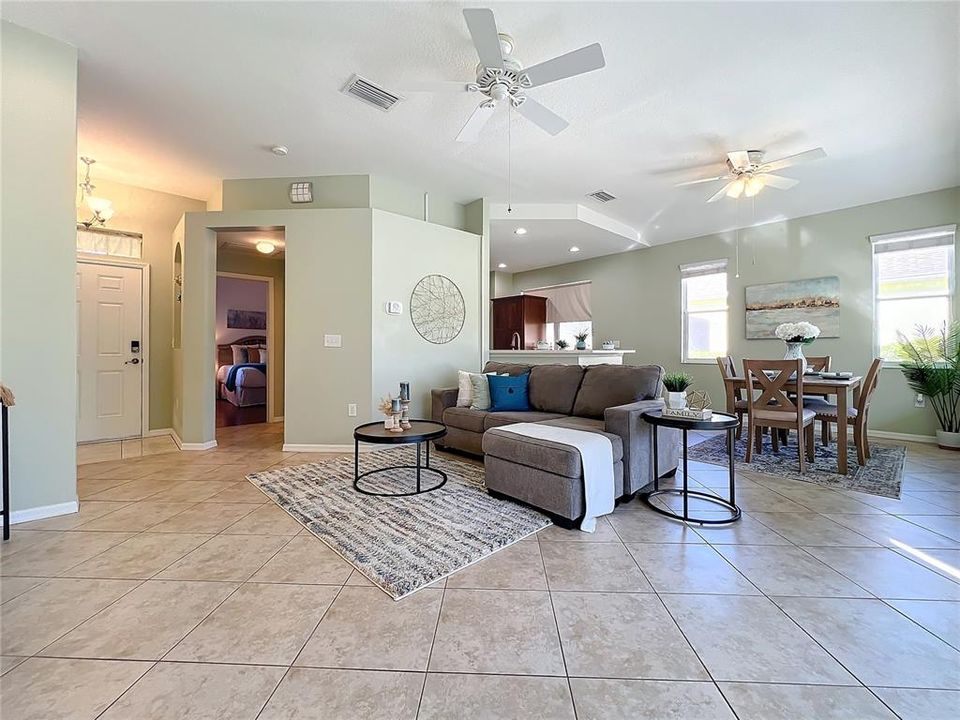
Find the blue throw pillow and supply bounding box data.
[488,373,531,412]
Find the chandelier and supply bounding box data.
[78,156,115,227]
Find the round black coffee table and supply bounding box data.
[641,410,741,525]
[353,420,448,497]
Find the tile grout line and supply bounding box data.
[536,527,579,720]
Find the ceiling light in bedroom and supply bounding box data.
[497,263,507,269]
[256,241,277,254]
[514,227,527,235]
[569,246,580,253]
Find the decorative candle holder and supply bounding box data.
[390,397,404,432]
[399,382,412,429]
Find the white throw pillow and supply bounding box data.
[258,348,268,364]
[457,371,501,408]
[230,345,248,365]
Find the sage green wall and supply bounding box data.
[511,187,960,439]
[368,175,467,231]
[78,179,206,431]
[371,210,481,419]
[216,248,286,419]
[1,22,78,514]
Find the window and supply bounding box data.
[77,227,143,259]
[871,225,956,361]
[523,282,592,348]
[681,259,728,362]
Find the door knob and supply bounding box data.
[125,358,140,365]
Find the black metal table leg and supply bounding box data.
[354,437,359,482]
[2,404,8,542]
[728,427,736,506]
[652,423,659,492]
[682,427,689,521]
[416,441,422,493]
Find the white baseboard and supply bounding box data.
[868,430,937,445]
[282,443,383,453]
[144,428,175,439]
[169,431,217,451]
[11,500,79,525]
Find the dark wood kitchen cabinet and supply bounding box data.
[491,294,547,349]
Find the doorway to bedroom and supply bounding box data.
[215,229,285,430]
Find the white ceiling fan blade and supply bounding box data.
[675,175,730,187]
[455,103,495,143]
[523,43,605,88]
[707,181,736,203]
[463,8,504,69]
[757,173,799,190]
[759,147,826,173]
[516,97,569,136]
[726,151,750,170]
[403,81,472,93]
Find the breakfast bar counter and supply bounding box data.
[488,350,635,367]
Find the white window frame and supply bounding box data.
[870,224,956,366]
[680,259,728,364]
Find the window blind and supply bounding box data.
[523,281,592,323]
[870,225,956,254]
[679,259,728,278]
[77,227,143,259]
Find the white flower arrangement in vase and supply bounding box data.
[775,322,821,373]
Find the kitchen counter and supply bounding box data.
[488,350,635,367]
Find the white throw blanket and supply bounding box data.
[495,423,615,533]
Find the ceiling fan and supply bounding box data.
[409,8,606,142]
[676,148,827,202]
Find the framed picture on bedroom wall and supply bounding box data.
[745,276,840,339]
[227,309,267,330]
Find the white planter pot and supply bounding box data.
[667,391,688,410]
[936,430,960,451]
[783,342,809,374]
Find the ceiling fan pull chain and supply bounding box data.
[751,194,757,267]
[507,101,512,213]
[735,198,741,279]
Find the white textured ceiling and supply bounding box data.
[4,1,957,256]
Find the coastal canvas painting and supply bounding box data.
[227,308,267,330]
[745,276,840,339]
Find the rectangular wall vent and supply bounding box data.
[587,190,616,203]
[341,74,403,112]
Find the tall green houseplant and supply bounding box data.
[897,322,960,448]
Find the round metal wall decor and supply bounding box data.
[410,274,465,344]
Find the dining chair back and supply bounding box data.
[716,356,746,438]
[743,358,816,471]
[806,357,883,466]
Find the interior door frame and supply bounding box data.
[76,254,151,440]
[216,271,277,423]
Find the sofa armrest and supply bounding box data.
[604,399,680,494]
[431,387,459,423]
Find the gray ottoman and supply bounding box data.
[482,426,625,527]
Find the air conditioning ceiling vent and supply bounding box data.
[587,190,616,203]
[342,74,403,112]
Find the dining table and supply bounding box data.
[723,374,863,474]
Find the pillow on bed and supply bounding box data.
[258,348,268,364]
[230,345,248,364]
[246,348,261,363]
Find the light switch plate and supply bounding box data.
[324,334,342,348]
[348,403,357,417]
[385,301,403,315]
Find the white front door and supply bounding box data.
[77,262,143,442]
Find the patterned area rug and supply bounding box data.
[688,433,905,498]
[247,447,551,600]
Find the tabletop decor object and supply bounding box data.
[399,382,412,429]
[665,389,713,420]
[574,330,590,350]
[663,371,694,409]
[556,339,569,350]
[378,396,403,431]
[897,322,960,449]
[776,321,821,374]
[410,274,466,344]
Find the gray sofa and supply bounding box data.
[431,362,680,523]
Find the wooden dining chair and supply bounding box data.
[800,355,832,443]
[716,355,746,438]
[804,358,883,466]
[743,359,816,472]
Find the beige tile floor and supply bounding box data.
[2,421,959,719]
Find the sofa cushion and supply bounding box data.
[528,365,585,414]
[483,425,623,478]
[572,364,664,419]
[442,406,488,433]
[488,373,531,412]
[483,411,565,430]
[482,361,532,376]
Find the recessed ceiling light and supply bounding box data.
[270,145,288,156]
[256,241,277,254]
[497,262,507,269]
[569,246,580,253]
[514,227,527,235]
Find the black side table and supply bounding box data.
[353,420,448,497]
[641,410,741,525]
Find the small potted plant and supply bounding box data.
[775,322,821,373]
[556,339,569,350]
[898,322,960,450]
[663,372,693,410]
[574,330,590,350]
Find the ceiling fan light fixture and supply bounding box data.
[256,241,277,255]
[744,175,765,198]
[725,178,746,199]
